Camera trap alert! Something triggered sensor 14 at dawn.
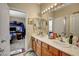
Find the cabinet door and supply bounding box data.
[42,42,52,56]
[36,40,42,56]
[42,47,52,56]
[42,42,49,50]
[49,46,59,56]
[32,37,36,52]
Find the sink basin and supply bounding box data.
[53,39,70,48]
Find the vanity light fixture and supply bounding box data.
[56,5,62,9]
[51,3,64,11]
[50,5,54,8]
[43,10,46,13]
[45,8,48,12]
[48,7,51,10]
[41,11,44,15]
[42,9,47,14]
[54,3,57,6]
[42,8,48,14]
[41,12,43,14]
[41,3,65,14]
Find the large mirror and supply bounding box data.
[70,13,79,36]
[48,17,66,35]
[53,17,66,34]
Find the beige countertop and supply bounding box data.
[32,34,79,56]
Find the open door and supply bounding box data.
[9,9,26,55]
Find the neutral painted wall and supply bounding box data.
[0,3,10,56]
[54,4,79,18]
[8,3,40,18]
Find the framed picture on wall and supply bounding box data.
[28,18,33,24]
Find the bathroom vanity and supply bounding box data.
[31,34,79,56]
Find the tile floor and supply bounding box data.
[24,51,37,56]
[12,50,37,56]
[10,39,25,55]
[10,39,25,51]
[10,39,37,56]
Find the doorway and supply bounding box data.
[9,9,26,55]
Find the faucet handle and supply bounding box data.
[61,32,66,37]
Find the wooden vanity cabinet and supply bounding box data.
[31,36,70,56]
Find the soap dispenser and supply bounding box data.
[69,35,73,44]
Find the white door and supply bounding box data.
[0,3,10,56]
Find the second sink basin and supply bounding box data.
[53,39,71,48]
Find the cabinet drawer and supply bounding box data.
[42,42,48,49]
[49,46,59,55]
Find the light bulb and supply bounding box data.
[54,3,57,6]
[48,7,51,10]
[50,5,53,8]
[45,9,48,12]
[41,12,43,14]
[43,10,45,13]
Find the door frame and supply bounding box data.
[9,7,29,51]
